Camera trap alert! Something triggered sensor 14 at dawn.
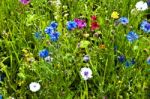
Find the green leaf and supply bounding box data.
[80,40,90,48]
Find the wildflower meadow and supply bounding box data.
[0,0,150,99]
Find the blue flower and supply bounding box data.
[125,58,136,67]
[0,73,6,82]
[147,0,150,6]
[147,56,150,65]
[140,20,150,33]
[67,21,77,30]
[83,55,90,62]
[45,26,54,34]
[34,32,43,39]
[131,58,136,65]
[126,31,139,42]
[39,49,49,58]
[0,95,2,99]
[118,55,125,63]
[49,32,60,41]
[125,61,132,67]
[50,21,58,30]
[119,17,129,25]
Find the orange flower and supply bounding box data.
[99,44,105,49]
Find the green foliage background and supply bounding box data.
[0,0,150,99]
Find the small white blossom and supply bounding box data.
[80,67,92,80]
[44,56,53,62]
[135,1,148,11]
[29,82,41,92]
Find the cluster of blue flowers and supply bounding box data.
[140,20,150,33]
[45,21,60,41]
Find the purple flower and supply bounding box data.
[74,18,86,29]
[39,49,49,58]
[20,0,30,5]
[126,31,139,42]
[119,17,129,25]
[118,55,125,63]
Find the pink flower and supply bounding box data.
[20,0,30,5]
[74,18,86,29]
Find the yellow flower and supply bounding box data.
[22,49,28,53]
[111,11,119,19]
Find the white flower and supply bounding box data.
[44,56,53,62]
[29,82,41,92]
[80,67,92,80]
[135,1,148,11]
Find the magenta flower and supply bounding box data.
[74,18,86,29]
[20,0,30,5]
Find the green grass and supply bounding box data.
[0,0,150,99]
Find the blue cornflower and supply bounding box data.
[49,32,60,41]
[50,21,58,30]
[147,0,150,6]
[125,60,132,67]
[131,58,136,65]
[45,26,54,34]
[140,20,150,33]
[0,73,6,82]
[39,49,49,58]
[147,56,150,65]
[126,31,139,42]
[83,55,90,62]
[67,21,77,30]
[118,55,125,63]
[114,45,117,52]
[119,17,129,25]
[34,32,43,39]
[125,58,136,67]
[0,95,2,99]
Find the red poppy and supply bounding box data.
[91,22,100,31]
[91,15,97,20]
